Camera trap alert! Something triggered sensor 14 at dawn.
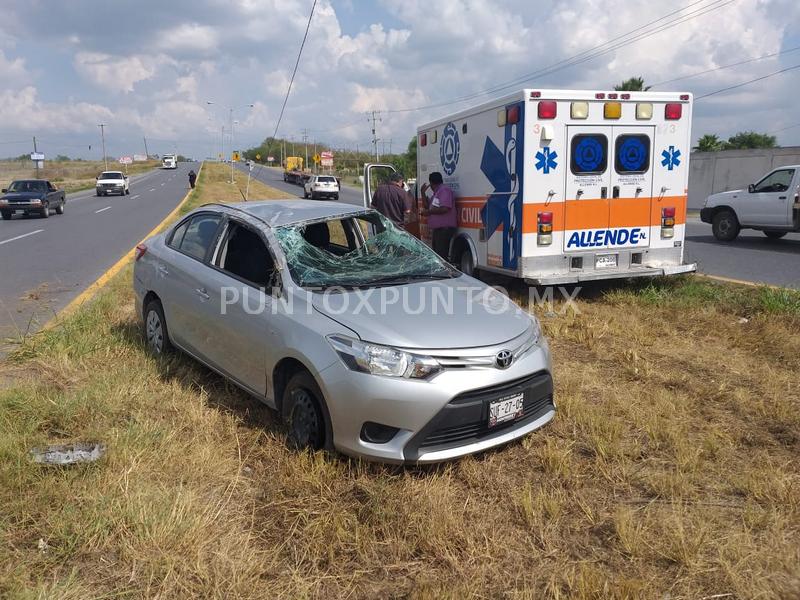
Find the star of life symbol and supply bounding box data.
[535,147,557,174]
[440,122,460,175]
[661,146,681,171]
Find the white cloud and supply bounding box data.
[74,52,172,93]
[0,86,113,133]
[156,23,219,54]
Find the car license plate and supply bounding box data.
[595,254,618,269]
[488,392,524,427]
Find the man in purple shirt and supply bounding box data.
[420,171,457,261]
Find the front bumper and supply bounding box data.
[526,263,696,286]
[317,337,554,464]
[97,185,124,194]
[0,201,43,211]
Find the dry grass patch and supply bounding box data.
[188,161,288,212]
[1,176,799,599]
[0,159,161,194]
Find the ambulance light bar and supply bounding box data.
[571,102,589,119]
[636,103,653,120]
[604,102,622,119]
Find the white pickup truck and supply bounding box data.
[701,165,800,241]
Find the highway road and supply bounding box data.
[237,163,364,207]
[0,162,199,353]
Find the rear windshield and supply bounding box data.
[100,172,124,179]
[317,176,336,182]
[7,180,46,192]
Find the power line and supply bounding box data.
[768,122,800,134]
[695,63,800,99]
[385,0,735,114]
[651,45,800,87]
[270,0,317,140]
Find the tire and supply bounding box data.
[311,192,317,200]
[459,248,475,276]
[764,230,787,240]
[711,209,739,242]
[303,189,309,199]
[282,371,331,452]
[55,200,65,215]
[1,211,10,221]
[144,299,173,355]
[40,203,50,218]
[96,190,101,196]
[125,188,130,195]
[333,194,339,201]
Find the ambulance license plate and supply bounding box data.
[595,254,618,269]
[488,393,524,427]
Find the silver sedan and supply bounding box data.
[133,200,554,463]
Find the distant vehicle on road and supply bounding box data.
[96,171,130,196]
[369,88,696,284]
[283,156,308,185]
[162,154,177,169]
[0,179,66,220]
[701,165,800,241]
[134,200,553,463]
[304,175,340,200]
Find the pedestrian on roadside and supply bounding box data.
[188,169,197,189]
[371,172,411,229]
[420,171,456,261]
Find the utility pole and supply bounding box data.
[221,125,225,162]
[32,136,40,178]
[98,124,108,171]
[229,107,235,184]
[368,111,381,162]
[313,139,317,174]
[143,136,149,158]
[301,128,309,172]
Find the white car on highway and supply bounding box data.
[701,165,800,241]
[303,175,340,200]
[96,171,130,196]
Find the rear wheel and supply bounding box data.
[459,248,475,276]
[282,371,330,451]
[55,200,65,215]
[711,209,739,241]
[1,211,10,220]
[144,299,173,355]
[764,230,787,240]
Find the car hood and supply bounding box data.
[310,276,532,349]
[97,179,124,184]
[2,192,43,201]
[707,189,743,204]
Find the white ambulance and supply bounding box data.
[364,89,696,284]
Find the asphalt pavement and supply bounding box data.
[0,163,199,353]
[237,163,798,289]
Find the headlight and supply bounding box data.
[528,315,542,345]
[327,335,441,379]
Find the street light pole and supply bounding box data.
[229,107,235,184]
[98,123,108,170]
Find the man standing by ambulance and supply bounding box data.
[421,171,456,261]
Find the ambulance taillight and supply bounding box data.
[537,212,553,246]
[665,103,682,120]
[661,207,676,239]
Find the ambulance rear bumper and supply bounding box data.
[524,263,696,286]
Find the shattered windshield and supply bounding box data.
[275,211,457,289]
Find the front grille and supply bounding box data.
[404,371,554,460]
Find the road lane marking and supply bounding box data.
[160,183,165,186]
[130,194,140,199]
[0,229,44,246]
[149,188,156,192]
[95,206,111,214]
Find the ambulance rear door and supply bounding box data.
[563,126,611,251]
[609,126,655,249]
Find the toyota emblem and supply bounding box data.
[495,350,513,369]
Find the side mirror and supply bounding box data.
[748,184,755,193]
[1,189,6,193]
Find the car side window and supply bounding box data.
[753,169,795,193]
[169,214,221,261]
[215,222,275,289]
[47,182,56,192]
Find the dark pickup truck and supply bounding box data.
[0,179,66,220]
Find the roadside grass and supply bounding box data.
[1,173,798,597]
[184,160,288,215]
[0,159,162,194]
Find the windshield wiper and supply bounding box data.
[364,272,458,287]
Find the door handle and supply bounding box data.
[779,196,787,200]
[599,187,606,199]
[612,186,620,199]
[635,187,643,196]
[157,264,169,276]
[195,287,210,300]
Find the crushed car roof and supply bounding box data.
[204,200,368,227]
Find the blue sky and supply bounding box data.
[0,0,798,161]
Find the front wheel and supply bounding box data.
[303,189,309,199]
[40,203,50,218]
[144,300,173,355]
[764,230,787,240]
[333,193,339,201]
[55,200,65,215]
[1,211,11,220]
[125,188,130,195]
[282,371,330,452]
[711,210,739,242]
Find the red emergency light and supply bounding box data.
[662,207,676,218]
[608,93,618,99]
[595,92,606,99]
[530,91,542,98]
[420,133,427,147]
[665,103,682,120]
[507,106,520,124]
[621,93,631,100]
[538,101,557,119]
